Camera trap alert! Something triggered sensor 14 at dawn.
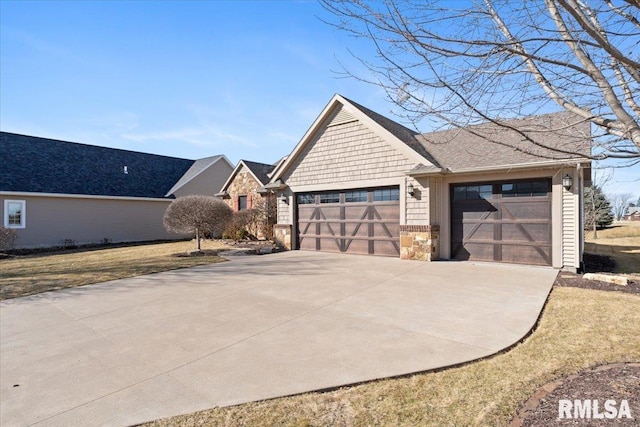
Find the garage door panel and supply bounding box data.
[451,179,552,266]
[297,188,400,257]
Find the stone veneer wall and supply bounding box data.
[273,224,292,250]
[400,225,440,261]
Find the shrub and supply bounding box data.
[0,226,17,251]
[223,210,254,241]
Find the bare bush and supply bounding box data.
[0,226,18,251]
[249,196,277,239]
[223,210,254,241]
[164,196,233,251]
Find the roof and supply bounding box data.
[0,132,195,199]
[416,111,592,171]
[165,155,230,197]
[626,207,640,215]
[219,159,277,194]
[242,160,276,185]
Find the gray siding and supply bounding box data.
[1,195,183,248]
[172,161,233,198]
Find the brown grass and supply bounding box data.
[145,287,640,427]
[585,222,640,278]
[0,240,230,300]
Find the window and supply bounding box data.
[297,194,315,205]
[238,196,247,211]
[319,193,340,204]
[453,184,493,200]
[345,190,367,203]
[4,200,26,228]
[502,180,550,197]
[373,188,400,201]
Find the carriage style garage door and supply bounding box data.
[296,187,400,256]
[451,179,552,266]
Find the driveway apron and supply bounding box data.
[0,251,556,426]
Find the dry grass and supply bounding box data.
[585,222,640,278]
[0,240,230,300]
[146,287,640,427]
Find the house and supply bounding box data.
[0,132,233,248]
[265,94,591,271]
[215,159,284,239]
[623,206,640,221]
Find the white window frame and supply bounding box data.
[4,200,26,229]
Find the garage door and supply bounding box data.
[451,179,552,265]
[296,187,400,256]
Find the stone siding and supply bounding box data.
[273,224,292,250]
[400,225,440,261]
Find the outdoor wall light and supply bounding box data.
[279,194,288,204]
[407,182,415,197]
[562,174,573,190]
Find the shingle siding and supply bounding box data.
[284,120,413,187]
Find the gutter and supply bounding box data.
[0,191,175,202]
[406,158,591,177]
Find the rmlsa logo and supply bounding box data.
[558,399,633,419]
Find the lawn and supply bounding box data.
[0,240,229,300]
[144,286,640,427]
[585,222,640,278]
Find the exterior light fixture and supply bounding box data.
[279,194,288,204]
[407,182,415,197]
[562,174,573,190]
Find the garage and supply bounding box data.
[296,187,400,256]
[451,179,552,266]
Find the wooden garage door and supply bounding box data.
[451,179,552,265]
[296,187,400,256]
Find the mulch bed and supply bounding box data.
[512,255,639,426]
[512,363,640,426]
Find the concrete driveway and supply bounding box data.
[0,251,557,426]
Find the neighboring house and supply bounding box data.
[216,159,284,239]
[0,132,233,248]
[623,207,640,221]
[265,94,591,271]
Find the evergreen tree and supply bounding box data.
[584,186,613,237]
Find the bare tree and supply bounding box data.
[164,195,233,251]
[249,195,277,239]
[321,0,640,162]
[611,192,634,219]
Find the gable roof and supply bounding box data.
[219,159,277,193]
[271,94,437,182]
[165,154,231,197]
[270,94,591,183]
[1,132,196,199]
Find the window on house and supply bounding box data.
[4,200,26,228]
[238,196,247,211]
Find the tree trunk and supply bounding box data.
[196,228,201,251]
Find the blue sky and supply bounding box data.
[1,0,638,199]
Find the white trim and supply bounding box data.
[408,159,590,176]
[288,177,403,193]
[3,199,26,229]
[165,155,233,197]
[0,191,173,202]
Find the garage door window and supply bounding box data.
[373,188,399,201]
[345,190,367,202]
[319,193,340,204]
[453,185,492,200]
[297,194,315,204]
[502,181,550,197]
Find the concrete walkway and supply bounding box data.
[0,251,557,426]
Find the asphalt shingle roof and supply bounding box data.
[0,132,195,198]
[241,160,276,185]
[342,95,591,171]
